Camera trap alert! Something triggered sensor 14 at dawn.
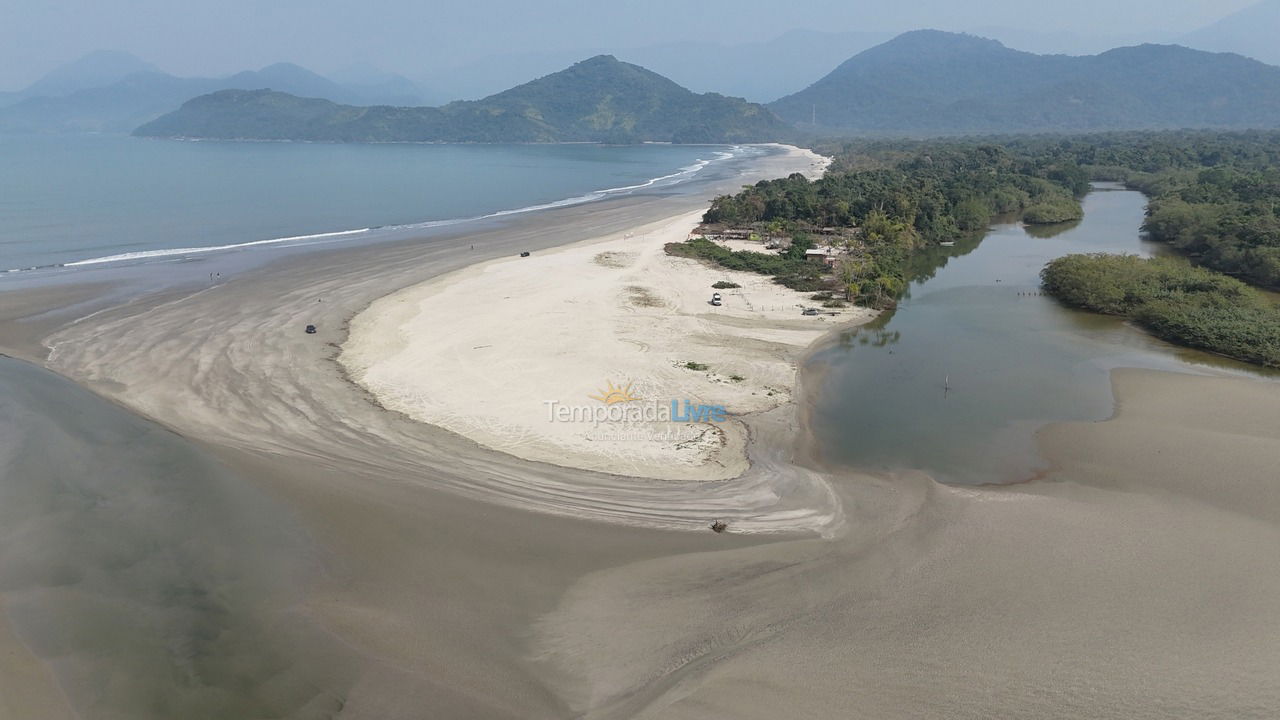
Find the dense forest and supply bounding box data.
[678,130,1280,366]
[679,143,1086,307]
[824,131,1280,293]
[1028,130,1280,366]
[998,131,1280,289]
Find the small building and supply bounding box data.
[805,248,841,268]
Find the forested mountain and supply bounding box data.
[770,30,1280,134]
[423,30,894,103]
[135,56,791,143]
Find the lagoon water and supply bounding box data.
[809,185,1273,485]
[0,134,731,272]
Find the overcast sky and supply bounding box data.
[0,0,1260,88]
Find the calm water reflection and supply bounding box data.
[808,185,1274,485]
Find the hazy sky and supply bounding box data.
[0,0,1259,88]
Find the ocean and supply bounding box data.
[0,134,743,274]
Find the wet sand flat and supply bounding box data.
[0,143,1277,718]
[532,369,1280,719]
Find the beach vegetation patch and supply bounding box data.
[625,285,665,307]
[595,251,635,268]
[665,237,827,292]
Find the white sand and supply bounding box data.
[341,209,873,481]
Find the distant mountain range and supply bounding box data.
[419,30,895,104]
[0,53,431,133]
[21,50,160,99]
[134,55,790,144]
[769,30,1280,134]
[1178,0,1280,67]
[14,28,1280,142]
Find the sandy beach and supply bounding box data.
[341,207,872,481]
[33,145,841,534]
[1,143,1278,718]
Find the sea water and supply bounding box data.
[0,134,739,273]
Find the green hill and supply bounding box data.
[135,56,790,144]
[770,30,1280,134]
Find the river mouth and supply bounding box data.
[807,184,1279,486]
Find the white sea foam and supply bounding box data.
[385,147,743,229]
[61,229,373,267]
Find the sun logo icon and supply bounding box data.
[590,380,640,405]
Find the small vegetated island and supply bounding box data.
[1042,254,1280,368]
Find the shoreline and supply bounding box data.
[2,142,1280,717]
[0,143,762,276]
[13,142,842,534]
